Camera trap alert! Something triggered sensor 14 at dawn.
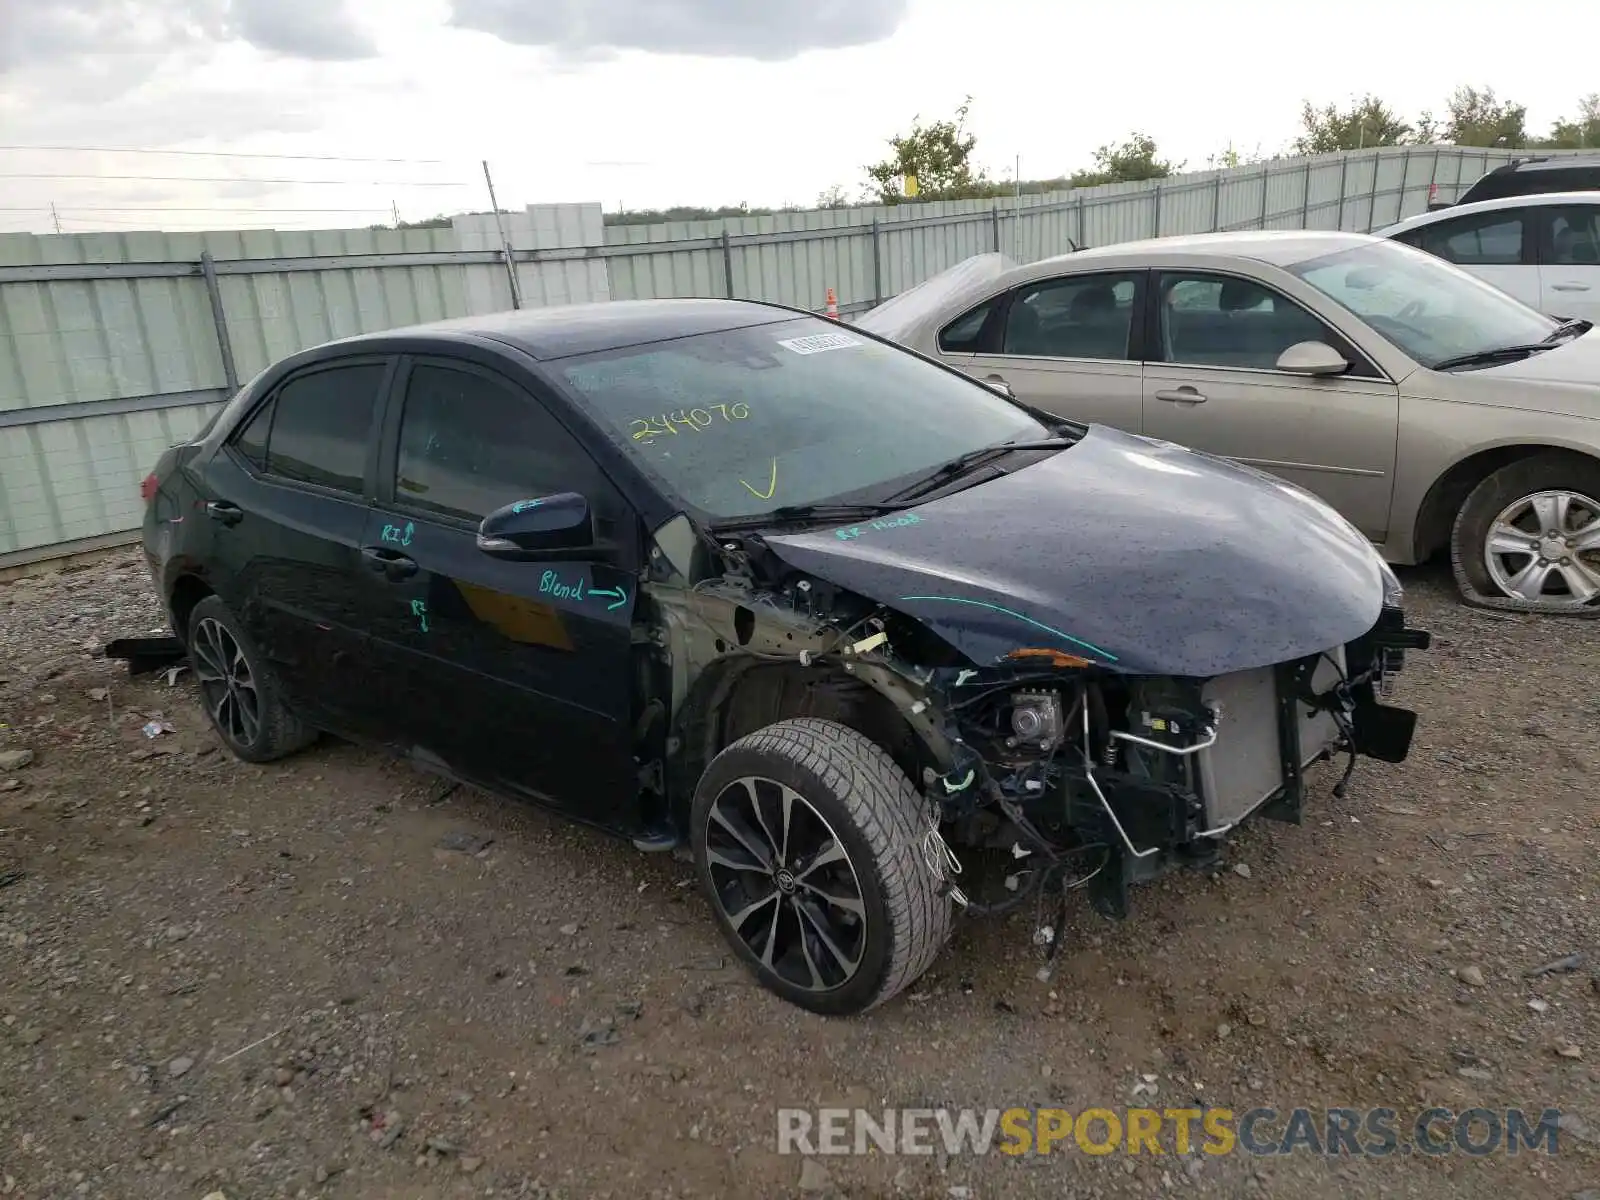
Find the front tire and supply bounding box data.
[1451,452,1600,613]
[691,718,952,1016]
[186,595,317,763]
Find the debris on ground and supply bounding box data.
[1526,952,1587,978]
[0,549,1596,1198]
[436,830,494,855]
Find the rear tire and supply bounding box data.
[691,718,952,1016]
[1451,453,1600,613]
[186,595,317,763]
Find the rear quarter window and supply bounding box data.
[937,297,999,352]
[232,398,274,471]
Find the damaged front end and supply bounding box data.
[637,423,1433,971]
[914,602,1429,969]
[646,510,1430,974]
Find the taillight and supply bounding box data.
[140,473,160,503]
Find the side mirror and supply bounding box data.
[983,375,1015,399]
[1275,341,1350,377]
[476,492,596,560]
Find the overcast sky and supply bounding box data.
[0,0,1594,235]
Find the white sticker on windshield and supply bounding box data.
[777,331,862,355]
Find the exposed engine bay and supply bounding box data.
[638,516,1432,972]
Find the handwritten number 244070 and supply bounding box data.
[630,403,749,444]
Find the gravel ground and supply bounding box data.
[0,550,1596,1200]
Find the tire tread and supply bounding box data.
[188,596,318,763]
[1450,451,1600,616]
[712,717,951,1012]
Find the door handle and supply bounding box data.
[983,374,1014,398]
[1154,387,1207,405]
[360,546,418,581]
[205,500,243,525]
[1549,283,1591,292]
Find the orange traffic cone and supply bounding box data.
[825,288,839,320]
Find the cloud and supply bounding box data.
[226,0,377,61]
[0,0,375,78]
[447,0,909,61]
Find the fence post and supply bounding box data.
[1301,159,1313,225]
[1336,154,1350,230]
[1398,147,1413,222]
[1211,172,1222,232]
[990,205,1001,252]
[1075,194,1085,248]
[721,230,735,299]
[1259,165,1270,229]
[1367,152,1380,231]
[199,251,239,394]
[1151,184,1163,237]
[870,218,883,305]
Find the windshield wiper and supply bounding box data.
[882,437,1078,505]
[1431,343,1557,371]
[709,501,908,534]
[1544,318,1592,342]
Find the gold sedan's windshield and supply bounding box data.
[1290,239,1560,369]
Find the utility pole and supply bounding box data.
[1013,154,1022,260]
[481,159,521,309]
[50,202,62,234]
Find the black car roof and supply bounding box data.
[324,298,803,362]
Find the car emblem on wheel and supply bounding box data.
[774,868,797,893]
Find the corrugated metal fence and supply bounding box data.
[0,144,1548,567]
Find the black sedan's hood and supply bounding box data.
[763,425,1386,677]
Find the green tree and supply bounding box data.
[1294,95,1413,153]
[863,97,996,204]
[1538,93,1600,148]
[1069,134,1177,187]
[815,185,851,209]
[1207,141,1264,169]
[1445,85,1528,148]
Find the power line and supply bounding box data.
[0,172,473,187]
[53,217,398,232]
[0,205,398,213]
[0,144,451,165]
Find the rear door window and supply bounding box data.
[236,362,388,494]
[998,273,1140,360]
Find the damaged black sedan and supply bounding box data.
[139,299,1430,1016]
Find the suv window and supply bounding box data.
[1000,273,1138,359]
[236,362,387,493]
[1413,211,1524,266]
[1544,206,1600,265]
[937,297,999,352]
[394,362,610,523]
[1155,272,1333,370]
